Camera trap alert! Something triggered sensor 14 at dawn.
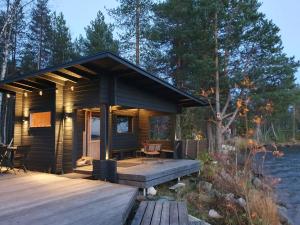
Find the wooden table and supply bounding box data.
[131,201,189,225]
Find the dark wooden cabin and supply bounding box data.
[0,52,207,174]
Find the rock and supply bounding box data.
[210,189,223,198]
[159,196,175,201]
[147,187,157,196]
[252,177,263,189]
[278,206,294,225]
[188,215,211,225]
[198,181,213,192]
[169,182,186,191]
[237,197,246,208]
[225,193,235,202]
[208,209,223,219]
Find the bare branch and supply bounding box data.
[221,92,231,117]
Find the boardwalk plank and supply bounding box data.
[150,201,163,225]
[160,202,170,225]
[141,201,156,225]
[131,201,148,225]
[178,202,189,225]
[170,202,179,225]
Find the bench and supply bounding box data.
[131,201,189,225]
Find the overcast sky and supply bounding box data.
[49,0,300,82]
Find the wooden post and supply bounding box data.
[100,104,109,160]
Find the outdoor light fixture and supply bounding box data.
[55,89,59,94]
[24,92,28,98]
[22,116,29,123]
[70,86,74,91]
[64,112,72,120]
[39,90,43,96]
[6,93,10,98]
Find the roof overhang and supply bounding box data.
[0,52,208,107]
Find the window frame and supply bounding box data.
[116,115,133,134]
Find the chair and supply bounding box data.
[13,145,31,172]
[143,143,162,157]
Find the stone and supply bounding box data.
[198,181,213,192]
[278,206,294,225]
[252,177,263,189]
[208,209,223,219]
[237,197,246,208]
[169,182,186,191]
[147,187,157,196]
[225,193,235,202]
[188,215,211,225]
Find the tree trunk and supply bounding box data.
[135,0,140,65]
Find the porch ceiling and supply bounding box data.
[0,52,208,107]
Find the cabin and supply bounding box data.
[0,52,207,176]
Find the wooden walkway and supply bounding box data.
[0,172,138,225]
[131,201,189,225]
[75,158,200,188]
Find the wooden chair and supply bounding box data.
[143,144,162,157]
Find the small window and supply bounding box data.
[30,112,51,128]
[117,116,133,133]
[91,113,100,140]
[149,116,171,140]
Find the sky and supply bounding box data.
[49,0,300,82]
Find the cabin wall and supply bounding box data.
[111,109,139,152]
[62,80,101,172]
[13,93,23,146]
[115,80,178,113]
[138,109,175,150]
[20,89,56,172]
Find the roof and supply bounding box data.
[0,51,208,107]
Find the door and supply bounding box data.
[85,110,101,160]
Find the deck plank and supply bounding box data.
[160,202,170,225]
[150,201,163,225]
[0,173,137,225]
[178,202,189,225]
[131,201,148,225]
[170,202,179,225]
[141,201,156,225]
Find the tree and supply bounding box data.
[49,12,75,66]
[82,11,119,56]
[148,0,299,150]
[21,0,52,71]
[108,0,153,65]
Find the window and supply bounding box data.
[149,116,171,140]
[30,112,51,128]
[117,116,133,133]
[91,113,100,140]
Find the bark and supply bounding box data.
[135,0,140,65]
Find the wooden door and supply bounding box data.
[85,110,101,160]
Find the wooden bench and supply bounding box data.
[131,201,189,225]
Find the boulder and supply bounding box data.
[252,177,263,189]
[237,197,246,208]
[208,209,223,219]
[198,181,213,192]
[147,187,157,196]
[169,182,186,191]
[188,215,211,225]
[278,206,294,225]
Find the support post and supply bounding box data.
[100,104,109,160]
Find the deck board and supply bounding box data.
[0,172,138,225]
[75,158,200,188]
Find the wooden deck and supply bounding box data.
[75,158,200,188]
[0,172,138,225]
[131,201,189,225]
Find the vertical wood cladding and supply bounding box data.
[21,89,56,172]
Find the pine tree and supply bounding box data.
[108,0,153,65]
[49,12,75,66]
[21,0,52,71]
[83,11,119,56]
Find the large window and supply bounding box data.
[117,116,133,134]
[30,112,51,128]
[149,116,171,140]
[91,114,100,140]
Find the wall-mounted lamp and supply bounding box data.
[39,90,43,96]
[55,89,59,94]
[22,116,29,123]
[24,92,28,98]
[6,93,10,98]
[64,112,72,120]
[70,86,74,91]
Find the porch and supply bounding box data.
[0,172,137,225]
[74,158,200,188]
